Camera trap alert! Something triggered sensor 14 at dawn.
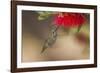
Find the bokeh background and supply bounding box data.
[22,10,90,62]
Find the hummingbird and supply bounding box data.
[41,24,59,53]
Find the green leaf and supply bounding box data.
[77,25,82,33]
[38,15,49,20]
[38,16,45,20]
[37,11,52,20]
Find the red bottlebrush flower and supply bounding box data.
[54,12,86,27]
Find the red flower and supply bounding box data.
[54,12,86,27]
